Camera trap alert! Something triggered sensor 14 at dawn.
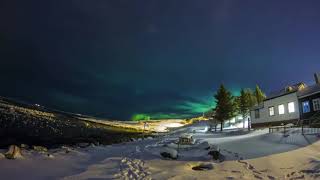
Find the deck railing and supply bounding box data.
[269,124,320,136]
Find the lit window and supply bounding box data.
[288,102,295,113]
[302,101,310,113]
[278,104,285,115]
[255,109,260,119]
[313,98,320,111]
[269,106,275,116]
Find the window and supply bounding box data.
[278,104,285,115]
[313,98,320,111]
[288,102,295,113]
[269,106,275,116]
[302,101,310,113]
[255,109,260,119]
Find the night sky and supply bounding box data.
[1,0,320,120]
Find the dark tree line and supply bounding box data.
[209,85,266,131]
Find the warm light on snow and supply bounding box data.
[154,122,184,132]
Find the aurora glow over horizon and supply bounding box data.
[1,0,320,120]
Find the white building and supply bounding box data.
[251,92,300,127]
[251,73,320,128]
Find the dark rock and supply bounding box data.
[192,163,214,171]
[208,150,220,160]
[161,152,174,159]
[160,148,178,160]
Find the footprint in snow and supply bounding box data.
[254,174,263,179]
[267,175,276,180]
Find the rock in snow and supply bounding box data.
[191,163,214,171]
[208,150,220,160]
[160,148,178,159]
[5,145,23,159]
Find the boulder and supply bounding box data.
[192,163,214,171]
[5,145,23,159]
[160,148,178,160]
[33,146,48,152]
[208,150,220,160]
[147,137,153,140]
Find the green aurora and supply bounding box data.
[131,88,241,120]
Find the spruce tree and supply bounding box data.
[248,89,257,107]
[214,84,236,131]
[255,85,266,104]
[238,89,252,128]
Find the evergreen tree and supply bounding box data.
[238,89,252,128]
[214,84,236,131]
[247,89,257,107]
[255,85,266,104]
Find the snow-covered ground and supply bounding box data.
[1,122,320,179]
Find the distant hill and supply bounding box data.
[0,96,144,148]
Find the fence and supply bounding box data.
[301,122,320,135]
[269,124,320,136]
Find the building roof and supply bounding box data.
[265,82,306,100]
[297,83,320,98]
